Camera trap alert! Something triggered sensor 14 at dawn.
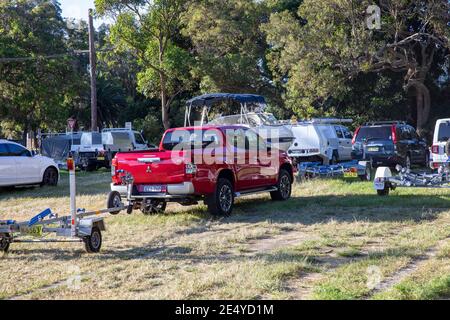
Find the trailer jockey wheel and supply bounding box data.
[0,234,11,253]
[84,227,102,253]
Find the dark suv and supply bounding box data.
[351,121,429,168]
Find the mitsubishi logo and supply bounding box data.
[146,165,152,173]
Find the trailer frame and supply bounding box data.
[374,162,450,196]
[0,158,126,254]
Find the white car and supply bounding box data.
[0,140,59,188]
[287,119,353,165]
[430,118,450,169]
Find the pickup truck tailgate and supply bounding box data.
[116,151,187,185]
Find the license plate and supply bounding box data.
[142,185,166,193]
[97,157,105,161]
[344,171,358,178]
[367,147,379,152]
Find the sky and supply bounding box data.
[59,0,110,28]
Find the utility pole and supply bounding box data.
[88,9,98,132]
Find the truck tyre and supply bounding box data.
[84,227,102,253]
[271,169,293,201]
[331,151,339,165]
[141,201,167,215]
[86,163,97,172]
[0,234,10,253]
[206,178,234,216]
[41,167,58,187]
[107,191,122,215]
[423,152,430,168]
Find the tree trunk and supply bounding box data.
[160,72,170,130]
[412,81,431,136]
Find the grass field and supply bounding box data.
[1,171,450,300]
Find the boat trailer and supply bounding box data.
[374,163,450,196]
[0,158,125,254]
[298,160,372,181]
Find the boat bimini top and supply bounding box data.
[184,93,268,127]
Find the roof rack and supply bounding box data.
[292,118,353,125]
[311,118,353,124]
[102,128,135,133]
[364,121,407,126]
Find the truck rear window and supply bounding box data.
[438,123,450,142]
[162,130,221,150]
[356,126,392,142]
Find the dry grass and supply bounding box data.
[1,172,450,300]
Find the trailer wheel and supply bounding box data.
[107,191,122,215]
[84,227,102,253]
[377,185,390,196]
[0,234,10,253]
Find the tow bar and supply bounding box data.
[0,158,125,254]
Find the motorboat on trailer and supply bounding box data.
[184,93,295,151]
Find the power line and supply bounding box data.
[0,49,112,63]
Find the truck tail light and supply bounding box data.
[391,125,398,144]
[431,145,440,154]
[352,127,361,145]
[111,158,118,176]
[185,163,198,175]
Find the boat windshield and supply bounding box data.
[209,113,280,127]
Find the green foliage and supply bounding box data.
[96,0,193,129]
[2,0,450,142]
[0,0,79,137]
[182,0,268,93]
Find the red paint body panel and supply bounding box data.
[112,125,293,196]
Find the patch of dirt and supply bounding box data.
[367,237,450,298]
[246,231,319,254]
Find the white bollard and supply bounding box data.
[67,157,77,237]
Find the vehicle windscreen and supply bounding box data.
[162,129,222,150]
[438,123,450,142]
[259,113,280,126]
[356,126,392,142]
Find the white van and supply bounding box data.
[287,119,353,165]
[430,118,450,169]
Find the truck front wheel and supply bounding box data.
[271,169,292,201]
[206,178,234,216]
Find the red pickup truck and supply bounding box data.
[107,125,294,216]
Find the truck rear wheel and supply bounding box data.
[141,201,167,215]
[206,178,234,216]
[271,169,292,201]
